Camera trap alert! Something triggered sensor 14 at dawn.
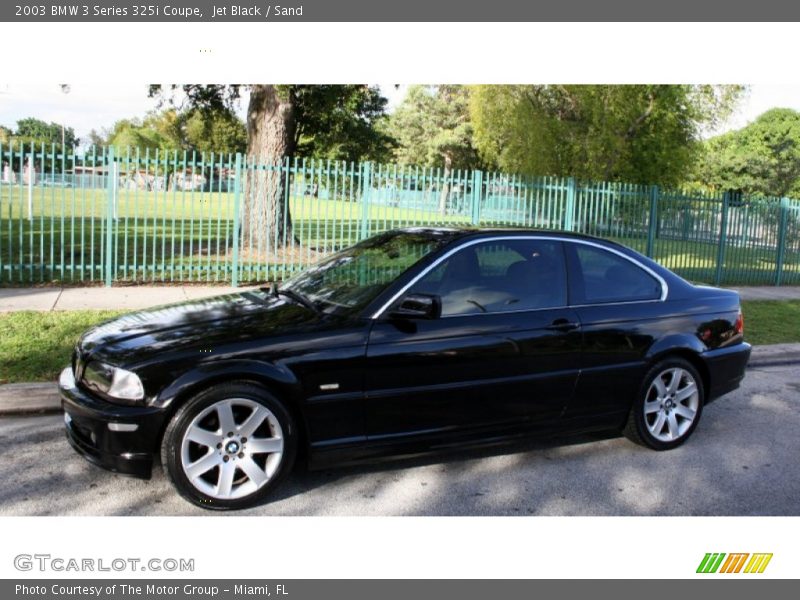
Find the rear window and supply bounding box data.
[569,244,661,304]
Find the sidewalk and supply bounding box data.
[0,284,262,312]
[728,286,800,301]
[1,284,799,312]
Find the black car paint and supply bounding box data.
[60,229,751,478]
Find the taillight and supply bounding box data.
[734,309,744,335]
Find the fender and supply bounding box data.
[645,333,706,363]
[152,359,302,410]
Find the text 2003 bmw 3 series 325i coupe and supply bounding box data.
[59,228,751,510]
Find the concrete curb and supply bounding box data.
[746,343,800,367]
[0,383,61,416]
[2,343,800,417]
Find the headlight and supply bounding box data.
[83,361,144,404]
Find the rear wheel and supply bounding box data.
[161,382,297,510]
[623,358,704,450]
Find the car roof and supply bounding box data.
[394,226,623,246]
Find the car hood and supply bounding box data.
[78,290,321,359]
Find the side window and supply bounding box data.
[407,239,567,316]
[569,244,661,304]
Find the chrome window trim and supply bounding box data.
[370,235,669,319]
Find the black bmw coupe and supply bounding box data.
[59,228,751,509]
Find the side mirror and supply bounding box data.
[389,293,441,320]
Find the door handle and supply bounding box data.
[546,319,580,332]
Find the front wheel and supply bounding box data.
[161,382,297,510]
[623,358,704,450]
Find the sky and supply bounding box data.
[1,83,797,145]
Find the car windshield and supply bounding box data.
[278,229,459,315]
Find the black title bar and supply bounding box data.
[3,0,800,22]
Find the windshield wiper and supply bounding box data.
[263,284,322,314]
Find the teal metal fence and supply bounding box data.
[2,142,799,287]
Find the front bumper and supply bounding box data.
[702,342,752,403]
[59,367,166,478]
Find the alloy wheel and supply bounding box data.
[643,367,700,443]
[180,398,284,500]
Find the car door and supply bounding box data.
[562,241,666,419]
[364,237,582,441]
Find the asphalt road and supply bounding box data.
[1,364,798,516]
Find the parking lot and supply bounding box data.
[0,363,797,516]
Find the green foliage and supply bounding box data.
[184,109,246,155]
[1,117,78,151]
[108,108,246,156]
[470,85,743,186]
[2,118,79,172]
[292,84,394,162]
[86,128,109,147]
[108,116,176,153]
[695,108,800,197]
[13,117,78,149]
[149,84,394,162]
[388,85,479,170]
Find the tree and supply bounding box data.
[695,108,800,197]
[0,125,11,145]
[107,108,246,156]
[469,85,743,186]
[86,128,110,147]
[184,109,247,155]
[5,118,78,173]
[389,85,480,213]
[108,116,177,153]
[11,117,78,149]
[150,84,392,248]
[293,85,393,162]
[390,85,479,168]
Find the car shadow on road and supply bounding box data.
[250,429,625,511]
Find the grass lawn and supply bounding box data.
[741,300,800,345]
[0,301,798,384]
[0,310,124,384]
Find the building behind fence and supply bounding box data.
[1,142,799,287]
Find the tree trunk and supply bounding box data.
[439,153,452,216]
[242,85,297,251]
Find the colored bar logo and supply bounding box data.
[697,553,773,574]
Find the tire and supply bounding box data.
[161,381,297,510]
[623,358,704,450]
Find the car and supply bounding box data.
[59,228,751,510]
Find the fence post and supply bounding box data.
[775,197,790,286]
[470,170,483,225]
[714,192,730,286]
[27,151,34,221]
[111,160,119,221]
[104,147,115,287]
[231,153,243,287]
[360,161,372,240]
[564,177,576,231]
[646,185,659,257]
